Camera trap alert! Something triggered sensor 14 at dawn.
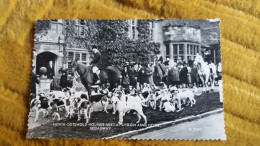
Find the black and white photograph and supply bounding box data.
[27,19,225,140]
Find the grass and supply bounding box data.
[27,92,222,139]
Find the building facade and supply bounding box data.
[151,19,221,64]
[32,19,220,88]
[33,20,92,88]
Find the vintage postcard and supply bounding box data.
[27,19,226,140]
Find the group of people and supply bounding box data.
[31,44,222,97]
[119,56,222,93]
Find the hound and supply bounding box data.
[170,86,200,110]
[30,92,51,122]
[111,91,147,125]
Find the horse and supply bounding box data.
[71,60,121,95]
[193,53,211,92]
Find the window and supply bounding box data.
[179,44,184,54]
[80,20,85,25]
[68,52,74,61]
[51,22,63,34]
[193,46,196,55]
[75,53,80,60]
[190,45,193,55]
[68,52,89,74]
[75,25,84,36]
[187,45,190,55]
[67,52,74,74]
[166,45,170,58]
[82,53,87,61]
[79,26,84,36]
[149,22,154,41]
[174,56,178,62]
[57,23,63,34]
[130,20,138,40]
[51,23,57,31]
[173,44,178,55]
[132,26,135,39]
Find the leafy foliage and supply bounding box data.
[35,20,51,33]
[62,20,160,69]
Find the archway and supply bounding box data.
[36,52,57,75]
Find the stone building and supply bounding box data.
[33,20,91,88]
[151,19,221,64]
[32,19,220,89]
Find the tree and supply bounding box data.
[61,20,160,70]
[35,20,51,33]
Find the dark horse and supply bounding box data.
[71,60,121,95]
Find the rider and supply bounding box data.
[89,45,102,84]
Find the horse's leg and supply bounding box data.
[87,83,92,96]
[211,74,215,91]
[199,75,205,92]
[205,74,210,92]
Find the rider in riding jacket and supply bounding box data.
[90,45,102,84]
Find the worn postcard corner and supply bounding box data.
[27,19,226,140]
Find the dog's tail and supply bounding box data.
[193,90,202,96]
[141,102,149,107]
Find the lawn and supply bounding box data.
[27,92,222,139]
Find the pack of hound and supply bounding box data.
[29,82,202,125]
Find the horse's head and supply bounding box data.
[194,53,203,66]
[71,60,78,76]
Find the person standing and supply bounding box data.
[187,60,192,87]
[30,66,40,96]
[145,62,154,85]
[46,61,55,90]
[179,62,188,88]
[46,61,54,79]
[137,64,145,89]
[191,62,199,87]
[128,63,138,88]
[59,64,68,89]
[154,56,167,85]
[216,62,222,83]
[167,60,180,87]
[121,65,130,91]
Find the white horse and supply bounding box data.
[193,53,210,92]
